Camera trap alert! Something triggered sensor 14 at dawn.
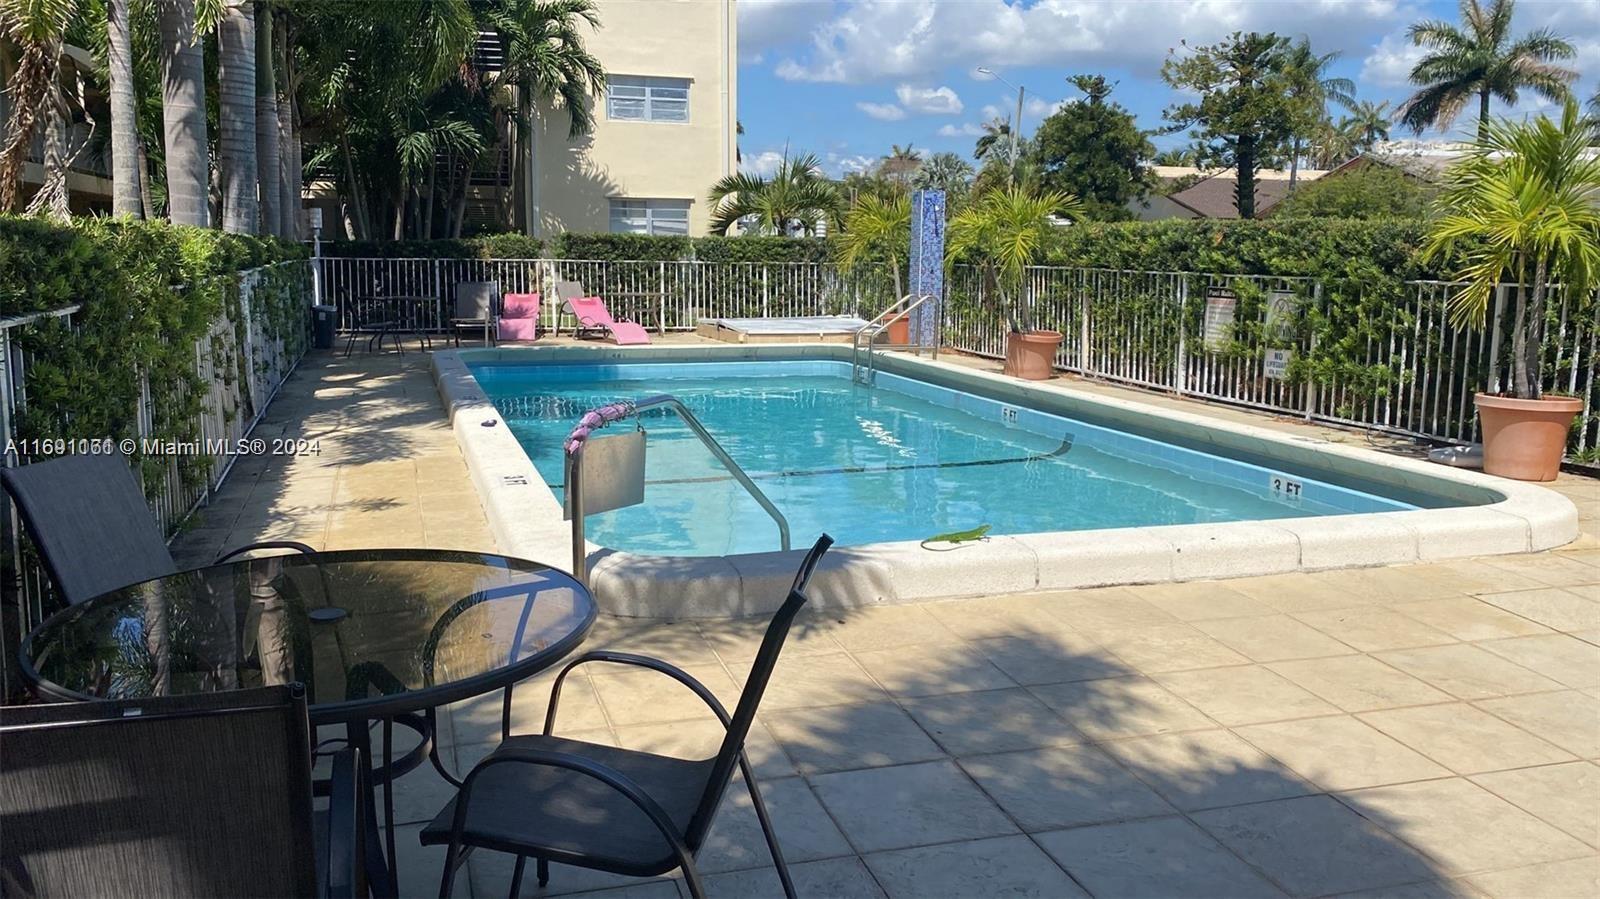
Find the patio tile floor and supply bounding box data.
[170,350,1600,898]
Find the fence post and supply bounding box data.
[658,260,668,334]
[1173,277,1188,396]
[762,267,770,318]
[1303,282,1321,421]
[1487,283,1508,395]
[1078,270,1091,374]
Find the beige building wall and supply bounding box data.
[529,0,737,237]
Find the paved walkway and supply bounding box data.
[174,347,1599,899]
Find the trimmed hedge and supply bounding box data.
[318,232,835,264]
[318,233,546,259]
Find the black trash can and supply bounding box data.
[312,304,336,349]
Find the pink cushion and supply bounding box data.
[502,292,540,320]
[606,321,652,345]
[498,318,538,341]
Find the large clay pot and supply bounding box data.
[1004,330,1063,380]
[1475,392,1581,482]
[881,317,911,345]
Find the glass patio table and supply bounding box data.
[19,548,596,898]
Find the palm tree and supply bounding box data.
[255,1,279,236]
[973,117,1011,163]
[1282,38,1356,186]
[947,186,1084,305]
[1152,147,1198,167]
[834,192,910,298]
[1399,0,1576,139]
[218,0,257,232]
[484,0,606,235]
[1341,100,1392,152]
[158,0,209,226]
[108,0,142,217]
[706,152,842,235]
[0,0,78,213]
[1422,99,1600,399]
[879,143,921,184]
[912,151,973,197]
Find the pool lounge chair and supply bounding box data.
[553,281,651,345]
[498,292,541,342]
[451,281,500,347]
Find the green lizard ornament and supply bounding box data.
[919,524,991,550]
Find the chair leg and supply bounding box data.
[536,858,549,887]
[508,856,526,899]
[438,842,461,899]
[680,855,707,899]
[741,754,797,899]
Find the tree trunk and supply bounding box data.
[1288,137,1301,191]
[218,1,258,233]
[423,162,436,238]
[1520,258,1548,400]
[108,0,142,217]
[1477,90,1492,143]
[287,95,303,239]
[340,132,369,239]
[255,1,280,236]
[1235,140,1256,219]
[24,95,71,220]
[0,41,57,212]
[514,90,534,234]
[274,16,295,238]
[158,0,211,227]
[137,139,156,217]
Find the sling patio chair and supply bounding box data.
[450,281,501,347]
[0,451,316,606]
[0,684,367,899]
[552,280,652,345]
[423,535,835,899]
[496,292,541,342]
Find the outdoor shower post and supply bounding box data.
[908,190,945,353]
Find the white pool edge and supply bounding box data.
[432,346,1579,619]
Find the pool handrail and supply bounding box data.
[852,294,938,384]
[564,394,791,584]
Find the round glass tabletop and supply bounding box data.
[21,549,596,724]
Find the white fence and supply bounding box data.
[2,261,315,653]
[320,255,1598,461]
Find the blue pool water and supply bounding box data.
[472,360,1421,556]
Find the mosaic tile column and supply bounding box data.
[908,189,946,348]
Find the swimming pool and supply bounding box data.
[472,359,1425,556]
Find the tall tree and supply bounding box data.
[1029,73,1153,220]
[158,0,208,225]
[707,152,841,235]
[1399,0,1576,139]
[1281,38,1356,187]
[973,117,1011,163]
[1341,100,1392,152]
[834,192,909,298]
[108,0,142,216]
[1152,146,1198,166]
[912,151,973,200]
[217,0,257,232]
[484,0,605,235]
[0,0,78,212]
[878,143,921,185]
[255,0,279,236]
[1162,32,1298,219]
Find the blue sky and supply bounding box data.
[734,0,1600,176]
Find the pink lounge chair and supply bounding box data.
[497,292,540,342]
[556,281,651,345]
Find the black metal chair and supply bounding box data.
[422,535,835,899]
[0,451,315,606]
[0,684,366,899]
[450,281,500,347]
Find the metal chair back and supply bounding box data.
[685,535,833,848]
[0,452,177,605]
[453,281,499,320]
[0,685,320,898]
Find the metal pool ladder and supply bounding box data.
[852,294,938,385]
[564,394,790,584]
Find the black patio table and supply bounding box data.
[20,548,597,899]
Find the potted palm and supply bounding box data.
[833,192,913,344]
[1423,99,1599,481]
[948,186,1083,380]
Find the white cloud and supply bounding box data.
[1025,96,1068,118]
[826,152,876,176]
[937,122,986,137]
[857,101,907,121]
[895,84,964,115]
[737,0,836,64]
[740,150,787,177]
[1359,30,1425,89]
[771,0,1408,84]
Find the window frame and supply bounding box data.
[605,75,691,124]
[609,198,692,236]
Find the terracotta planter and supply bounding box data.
[1475,392,1581,482]
[1003,330,1063,380]
[877,317,911,345]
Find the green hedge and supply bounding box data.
[318,233,546,259]
[318,232,835,263]
[0,216,307,493]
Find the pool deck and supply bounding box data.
[173,343,1599,899]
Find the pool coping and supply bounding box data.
[432,345,1579,618]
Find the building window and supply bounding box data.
[609,199,691,235]
[606,75,690,123]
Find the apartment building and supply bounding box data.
[525,0,738,237]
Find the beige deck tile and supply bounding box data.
[1401,559,1552,596]
[1295,607,1458,652]
[1471,763,1600,848]
[958,745,1175,830]
[1394,596,1555,641]
[1099,623,1252,673]
[1478,635,1600,689]
[697,614,845,662]
[810,604,963,652]
[1466,856,1600,899]
[1041,587,1181,639]
[1102,729,1316,810]
[1376,644,1568,700]
[1268,654,1454,713]
[1341,778,1593,875]
[923,594,1081,640]
[1303,566,1468,602]
[1360,703,1576,774]
[764,702,944,774]
[1475,691,1600,758]
[1484,555,1600,589]
[850,645,1017,698]
[745,652,888,710]
[970,629,1127,685]
[903,687,1083,756]
[1028,676,1216,741]
[590,662,742,727]
[1154,665,1339,725]
[1477,588,1600,632]
[1128,580,1278,621]
[1218,570,1381,612]
[1194,614,1358,662]
[615,716,795,780]
[1236,715,1452,790]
